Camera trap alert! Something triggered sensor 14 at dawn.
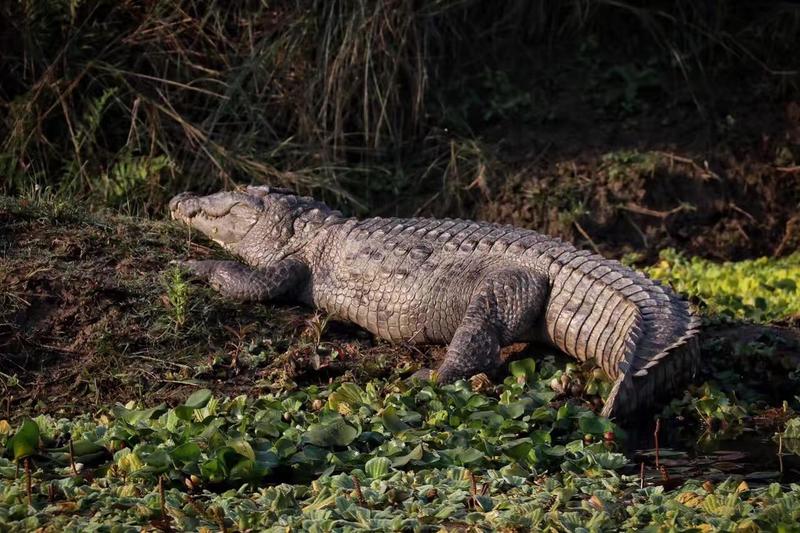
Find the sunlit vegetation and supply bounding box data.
[2,371,799,530]
[2,233,800,529]
[648,250,800,322]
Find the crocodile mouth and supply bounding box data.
[169,192,261,245]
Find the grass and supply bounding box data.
[2,2,800,528]
[163,267,191,331]
[2,1,798,215]
[0,195,422,416]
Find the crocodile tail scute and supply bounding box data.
[539,249,702,420]
[601,312,702,420]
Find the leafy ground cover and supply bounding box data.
[2,374,800,530]
[1,196,800,530]
[647,250,800,323]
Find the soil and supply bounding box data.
[0,199,436,418]
[2,186,800,484]
[2,195,798,419]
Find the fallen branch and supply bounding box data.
[657,151,720,180]
[776,166,800,174]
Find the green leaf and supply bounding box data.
[499,399,530,419]
[143,449,169,469]
[328,383,364,411]
[475,495,494,512]
[782,418,800,439]
[228,438,256,461]
[500,438,533,461]
[289,445,329,466]
[466,395,491,409]
[467,410,504,427]
[175,389,213,420]
[200,447,241,482]
[51,439,105,456]
[10,419,39,461]
[185,388,213,408]
[364,456,391,478]
[783,439,800,457]
[381,406,411,434]
[392,444,424,467]
[114,404,167,425]
[229,458,256,480]
[304,416,359,447]
[578,413,608,435]
[254,449,280,471]
[200,456,227,483]
[531,430,552,446]
[274,436,299,458]
[509,358,537,382]
[170,441,202,463]
[545,445,567,457]
[443,447,483,465]
[593,452,626,469]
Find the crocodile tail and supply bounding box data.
[601,312,702,419]
[538,249,701,420]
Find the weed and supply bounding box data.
[14,185,79,222]
[601,150,659,181]
[647,250,800,322]
[163,267,190,331]
[602,62,663,115]
[444,68,538,127]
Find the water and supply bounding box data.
[622,424,800,487]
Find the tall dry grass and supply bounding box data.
[1,0,797,214]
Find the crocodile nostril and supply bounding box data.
[169,193,200,217]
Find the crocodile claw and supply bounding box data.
[409,368,436,383]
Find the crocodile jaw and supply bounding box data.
[169,191,260,248]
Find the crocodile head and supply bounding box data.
[169,186,340,266]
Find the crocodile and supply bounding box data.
[169,186,701,419]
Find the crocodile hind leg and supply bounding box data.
[425,269,549,383]
[174,258,309,302]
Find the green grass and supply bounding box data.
[163,267,191,331]
[2,2,800,527]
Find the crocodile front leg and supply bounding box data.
[425,269,549,383]
[175,258,309,302]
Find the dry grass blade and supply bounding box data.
[1,0,798,215]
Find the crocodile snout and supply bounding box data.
[168,190,263,247]
[169,192,199,220]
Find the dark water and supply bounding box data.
[621,424,800,486]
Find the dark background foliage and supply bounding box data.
[1,0,799,258]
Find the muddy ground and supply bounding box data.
[0,199,439,417]
[2,59,800,431]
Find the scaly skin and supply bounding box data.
[169,186,701,420]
